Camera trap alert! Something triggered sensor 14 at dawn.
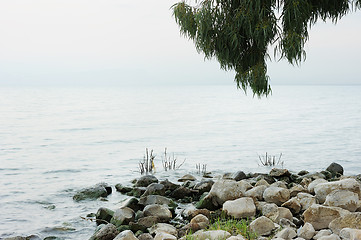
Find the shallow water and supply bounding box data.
[1,85,361,238]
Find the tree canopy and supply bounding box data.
[172,0,361,96]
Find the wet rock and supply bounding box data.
[193,180,214,195]
[128,187,147,198]
[223,197,256,218]
[245,185,267,201]
[281,197,301,214]
[139,195,176,208]
[190,230,231,240]
[136,175,158,187]
[119,197,143,212]
[178,174,196,182]
[249,216,276,236]
[270,168,291,178]
[329,212,361,235]
[169,186,193,199]
[324,189,359,212]
[326,162,344,176]
[73,183,112,201]
[302,204,349,230]
[90,223,119,240]
[96,207,114,225]
[263,186,290,206]
[298,170,309,176]
[110,207,135,227]
[314,178,361,204]
[233,171,247,181]
[274,227,297,240]
[142,183,165,197]
[115,184,133,194]
[298,222,315,240]
[159,179,179,192]
[143,204,172,222]
[113,230,138,240]
[149,223,177,237]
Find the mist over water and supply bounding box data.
[1,85,361,238]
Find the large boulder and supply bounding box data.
[73,183,112,201]
[314,178,361,204]
[143,204,172,222]
[329,212,361,235]
[263,186,290,206]
[249,216,276,236]
[302,204,350,230]
[324,189,359,212]
[223,197,256,218]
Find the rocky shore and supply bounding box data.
[6,163,361,240]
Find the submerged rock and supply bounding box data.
[73,183,112,201]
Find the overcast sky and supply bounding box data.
[0,0,360,87]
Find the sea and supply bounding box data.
[1,84,361,239]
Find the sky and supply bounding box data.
[0,0,360,87]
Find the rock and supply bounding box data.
[115,184,133,194]
[182,205,211,220]
[302,204,350,230]
[190,214,209,231]
[313,230,332,239]
[143,204,172,222]
[270,181,288,189]
[263,187,290,206]
[245,185,267,201]
[279,218,297,228]
[119,197,143,212]
[324,189,359,212]
[339,228,361,240]
[298,170,309,176]
[138,233,154,240]
[91,223,119,240]
[261,203,279,221]
[308,179,328,194]
[249,216,276,236]
[329,212,361,235]
[113,230,138,240]
[326,162,344,176]
[281,197,301,214]
[197,179,251,209]
[314,178,361,204]
[178,174,196,182]
[270,168,291,178]
[289,184,306,197]
[96,207,114,225]
[226,235,246,240]
[139,195,176,208]
[298,222,315,240]
[110,207,135,227]
[190,230,231,240]
[154,232,176,240]
[170,186,193,199]
[159,179,180,192]
[136,216,160,228]
[142,183,165,197]
[136,175,158,187]
[233,171,247,181]
[317,234,341,240]
[148,223,177,237]
[297,192,317,211]
[223,197,256,218]
[274,227,297,240]
[275,207,293,223]
[193,180,214,194]
[255,179,270,187]
[73,183,112,201]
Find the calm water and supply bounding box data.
[1,85,361,239]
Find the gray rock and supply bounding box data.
[159,179,179,192]
[274,227,297,240]
[193,180,214,194]
[178,174,196,182]
[308,179,328,194]
[249,216,276,236]
[110,207,135,227]
[142,183,165,197]
[317,234,341,240]
[263,187,290,206]
[275,207,293,223]
[139,195,176,208]
[326,162,344,176]
[297,192,316,211]
[324,189,359,212]
[281,197,301,214]
[143,204,172,222]
[339,228,361,240]
[223,197,256,218]
[329,212,361,235]
[138,233,154,240]
[170,186,193,199]
[118,197,142,212]
[113,230,138,240]
[313,229,332,239]
[289,184,306,198]
[298,222,315,240]
[96,207,114,225]
[261,203,279,222]
[90,223,119,240]
[154,232,176,240]
[136,216,160,228]
[190,230,231,240]
[136,175,158,187]
[245,185,268,201]
[302,204,350,230]
[270,181,288,189]
[73,183,111,201]
[233,171,247,181]
[190,214,209,231]
[270,168,291,178]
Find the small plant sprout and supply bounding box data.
[258,152,284,168]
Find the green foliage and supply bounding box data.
[172,0,360,96]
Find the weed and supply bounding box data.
[139,148,156,174]
[162,148,186,171]
[258,152,283,167]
